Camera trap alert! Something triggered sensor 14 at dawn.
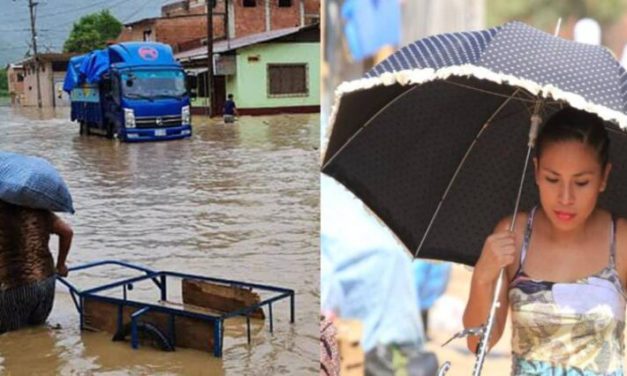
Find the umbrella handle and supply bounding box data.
[470,268,506,376]
[471,106,542,375]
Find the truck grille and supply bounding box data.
[135,114,182,128]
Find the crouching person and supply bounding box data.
[0,200,73,333]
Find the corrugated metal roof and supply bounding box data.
[175,26,303,61]
[16,53,76,65]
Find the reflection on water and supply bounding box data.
[0,105,320,375]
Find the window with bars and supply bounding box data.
[243,0,256,7]
[267,64,308,96]
[278,0,292,6]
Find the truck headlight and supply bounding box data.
[182,105,190,126]
[124,108,135,128]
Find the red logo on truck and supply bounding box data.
[139,47,159,60]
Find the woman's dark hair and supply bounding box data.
[535,107,610,168]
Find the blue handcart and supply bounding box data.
[57,260,295,357]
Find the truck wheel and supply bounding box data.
[105,121,114,139]
[79,122,85,135]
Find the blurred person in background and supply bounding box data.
[413,260,452,341]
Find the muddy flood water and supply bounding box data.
[0,105,320,375]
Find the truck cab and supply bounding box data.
[64,42,193,142]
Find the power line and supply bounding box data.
[0,28,31,32]
[2,0,116,25]
[0,46,27,51]
[52,0,137,29]
[122,0,155,23]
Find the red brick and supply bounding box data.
[116,0,320,50]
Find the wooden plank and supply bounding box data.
[182,279,265,319]
[82,298,215,353]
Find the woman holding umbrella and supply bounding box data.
[321,20,627,374]
[464,107,625,375]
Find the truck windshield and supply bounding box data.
[121,70,186,99]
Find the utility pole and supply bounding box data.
[28,0,42,109]
[206,0,215,116]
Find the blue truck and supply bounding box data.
[63,42,193,142]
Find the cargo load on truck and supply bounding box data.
[63,42,193,142]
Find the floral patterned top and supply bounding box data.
[509,207,626,375]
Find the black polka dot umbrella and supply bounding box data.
[322,21,627,267]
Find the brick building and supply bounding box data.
[19,53,74,107]
[116,14,226,51]
[116,0,319,51]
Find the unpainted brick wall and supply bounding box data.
[270,0,301,29]
[116,20,156,42]
[155,15,226,46]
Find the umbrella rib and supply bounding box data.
[321,85,418,171]
[414,88,522,258]
[323,81,539,171]
[443,80,536,102]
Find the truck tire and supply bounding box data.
[79,122,85,135]
[105,121,114,139]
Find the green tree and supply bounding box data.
[486,0,627,30]
[63,10,123,53]
[0,68,8,97]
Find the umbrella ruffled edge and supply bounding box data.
[322,64,627,161]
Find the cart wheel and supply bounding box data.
[112,321,174,352]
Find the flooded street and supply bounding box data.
[0,104,320,375]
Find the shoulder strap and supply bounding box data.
[610,213,617,266]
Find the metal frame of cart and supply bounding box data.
[57,260,295,357]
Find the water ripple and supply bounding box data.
[0,106,320,375]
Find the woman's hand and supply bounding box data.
[474,230,516,284]
[56,263,69,277]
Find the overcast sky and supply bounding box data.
[1,0,174,66]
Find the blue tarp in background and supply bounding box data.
[80,49,110,84]
[62,55,85,93]
[63,49,109,93]
[321,175,425,352]
[413,260,452,311]
[321,236,425,352]
[341,0,401,61]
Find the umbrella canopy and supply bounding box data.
[321,21,627,266]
